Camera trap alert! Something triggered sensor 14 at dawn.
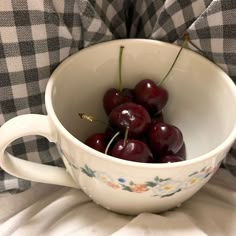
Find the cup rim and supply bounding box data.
[45,38,236,169]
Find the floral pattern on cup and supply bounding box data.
[80,164,217,198]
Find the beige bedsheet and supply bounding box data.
[0,168,235,236]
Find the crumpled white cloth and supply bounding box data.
[0,168,235,236]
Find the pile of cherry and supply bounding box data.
[81,46,186,164]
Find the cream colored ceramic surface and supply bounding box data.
[0,39,236,215]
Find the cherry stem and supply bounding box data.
[188,40,208,57]
[118,46,124,92]
[78,113,108,127]
[158,36,189,86]
[105,131,120,155]
[123,127,129,146]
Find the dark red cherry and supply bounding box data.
[158,155,183,163]
[104,127,121,150]
[135,79,168,115]
[175,142,186,160]
[148,122,183,157]
[103,88,134,115]
[109,102,151,138]
[121,88,135,99]
[151,112,164,123]
[84,133,107,153]
[112,139,153,163]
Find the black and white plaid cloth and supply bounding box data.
[0,0,235,193]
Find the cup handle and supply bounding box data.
[0,114,78,188]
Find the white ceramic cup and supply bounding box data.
[0,39,236,215]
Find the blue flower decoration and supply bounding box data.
[118,178,126,183]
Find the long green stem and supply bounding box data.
[188,40,208,57]
[158,39,188,86]
[105,131,120,155]
[123,127,129,146]
[118,46,124,92]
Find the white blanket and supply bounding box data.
[0,168,235,236]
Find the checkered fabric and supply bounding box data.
[0,0,235,193]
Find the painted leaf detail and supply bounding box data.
[145,181,157,187]
[81,165,95,177]
[121,185,132,192]
[154,176,159,182]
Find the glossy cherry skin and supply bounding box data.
[175,142,186,159]
[84,133,107,153]
[158,155,183,163]
[112,139,153,163]
[109,102,151,138]
[135,79,168,115]
[103,88,135,115]
[148,122,183,157]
